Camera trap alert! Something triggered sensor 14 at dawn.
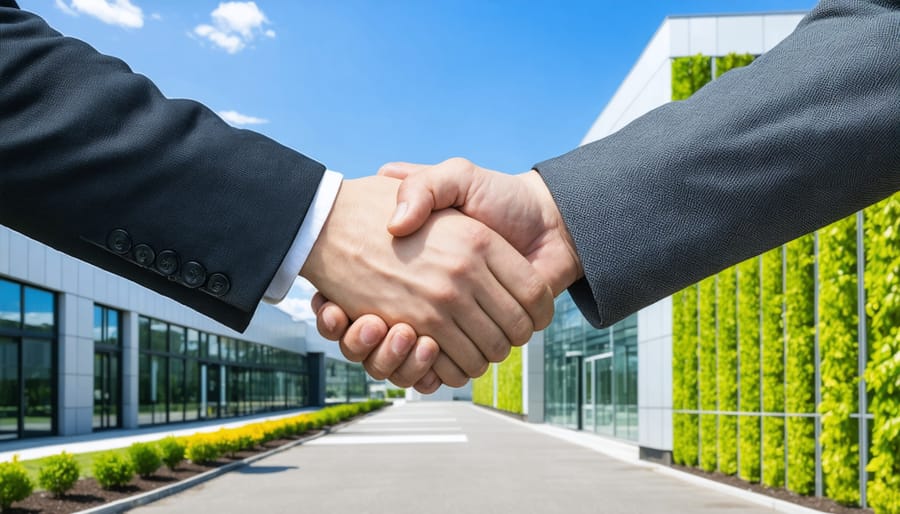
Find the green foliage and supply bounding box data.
[93,453,134,489]
[128,442,161,478]
[385,389,406,399]
[673,285,699,466]
[738,257,761,482]
[185,435,221,465]
[496,347,523,414]
[472,365,494,407]
[864,195,900,514]
[699,277,718,471]
[0,456,34,511]
[158,437,186,471]
[36,452,79,497]
[715,53,755,78]
[761,248,785,487]
[672,55,712,100]
[672,289,686,465]
[716,267,739,475]
[818,215,860,505]
[785,234,816,495]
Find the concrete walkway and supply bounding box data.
[134,402,799,514]
[0,408,318,462]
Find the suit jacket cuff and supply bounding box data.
[263,169,343,303]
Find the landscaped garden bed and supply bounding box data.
[0,400,386,514]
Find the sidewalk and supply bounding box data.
[134,402,812,514]
[0,407,319,462]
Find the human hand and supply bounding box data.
[300,175,554,384]
[315,158,583,387]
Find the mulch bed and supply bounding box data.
[672,464,874,514]
[7,436,310,514]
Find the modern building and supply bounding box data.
[0,225,366,444]
[476,10,900,512]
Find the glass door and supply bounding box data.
[93,351,120,430]
[0,337,19,441]
[592,354,615,437]
[582,359,594,432]
[22,338,54,437]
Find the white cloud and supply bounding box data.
[275,278,318,323]
[217,110,269,126]
[192,2,273,54]
[150,12,162,21]
[56,0,144,29]
[54,0,77,16]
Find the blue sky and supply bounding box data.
[25,0,815,321]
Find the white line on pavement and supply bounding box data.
[357,417,457,423]
[306,434,468,445]
[343,427,462,432]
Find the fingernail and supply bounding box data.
[391,331,414,355]
[415,343,436,363]
[389,202,408,227]
[322,310,337,332]
[360,323,381,347]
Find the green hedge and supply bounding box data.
[738,257,761,482]
[785,234,816,495]
[761,248,785,487]
[673,285,700,466]
[496,347,523,414]
[672,55,712,100]
[699,277,718,471]
[864,196,900,514]
[717,267,739,475]
[472,366,494,407]
[818,215,860,505]
[672,289,687,465]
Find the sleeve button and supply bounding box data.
[156,250,179,276]
[106,229,132,255]
[133,244,155,267]
[207,273,230,297]
[182,261,207,288]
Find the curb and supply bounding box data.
[75,408,387,514]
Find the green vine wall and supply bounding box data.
[699,277,718,471]
[717,267,739,475]
[761,248,785,487]
[738,257,762,483]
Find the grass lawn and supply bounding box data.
[18,447,131,483]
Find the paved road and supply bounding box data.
[135,402,781,514]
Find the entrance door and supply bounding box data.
[594,354,615,436]
[204,364,221,419]
[22,338,53,437]
[93,352,120,430]
[0,337,18,441]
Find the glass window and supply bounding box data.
[170,326,186,355]
[168,358,185,423]
[184,359,199,421]
[22,338,53,436]
[150,320,167,353]
[139,316,150,350]
[186,329,199,357]
[0,337,19,441]
[93,306,103,343]
[23,287,54,334]
[106,310,119,346]
[139,354,167,426]
[207,334,220,359]
[0,279,21,330]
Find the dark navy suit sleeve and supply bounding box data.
[535,0,900,328]
[0,4,326,331]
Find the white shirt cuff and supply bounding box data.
[263,169,343,304]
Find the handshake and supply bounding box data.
[298,158,584,393]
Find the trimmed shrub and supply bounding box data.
[93,453,134,489]
[158,436,186,470]
[761,248,785,487]
[699,277,718,472]
[0,456,34,511]
[864,195,900,514]
[818,215,860,505]
[738,257,761,482]
[386,389,405,399]
[185,435,221,465]
[785,234,816,495]
[716,267,739,476]
[128,442,161,478]
[37,451,80,497]
[496,347,523,414]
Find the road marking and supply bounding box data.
[307,434,467,445]
[358,417,457,423]
[343,426,462,432]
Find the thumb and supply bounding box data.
[378,161,429,180]
[387,158,477,237]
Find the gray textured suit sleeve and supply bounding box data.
[534,0,900,328]
[0,5,325,332]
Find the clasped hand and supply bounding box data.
[300,158,583,392]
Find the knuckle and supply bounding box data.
[470,359,490,379]
[510,316,534,347]
[444,156,474,171]
[389,373,415,389]
[365,361,390,381]
[484,337,511,363]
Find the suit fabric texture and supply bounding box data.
[0,1,325,331]
[536,0,900,328]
